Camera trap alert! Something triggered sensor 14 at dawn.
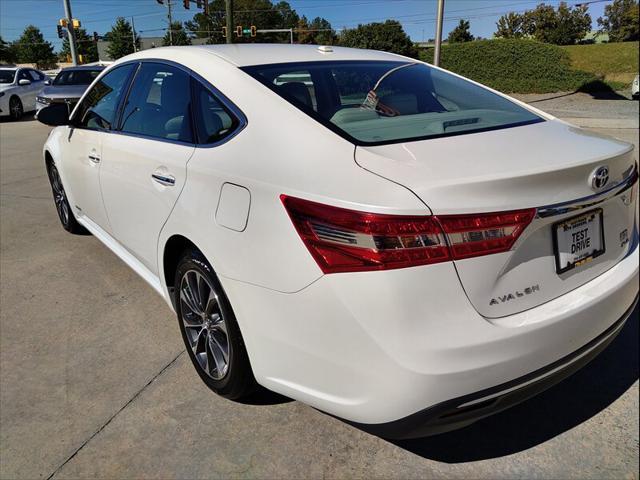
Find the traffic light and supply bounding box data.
[250,25,256,37]
[93,31,99,42]
[72,19,81,28]
[58,18,68,28]
[56,25,64,39]
[222,26,227,38]
[236,25,242,38]
[183,0,190,8]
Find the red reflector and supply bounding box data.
[281,195,535,273]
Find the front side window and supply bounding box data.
[54,69,101,86]
[243,61,543,145]
[192,80,239,144]
[28,70,42,81]
[17,69,31,82]
[74,64,135,130]
[120,63,193,143]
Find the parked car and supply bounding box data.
[35,65,105,113]
[36,45,639,438]
[0,66,48,119]
[632,74,639,100]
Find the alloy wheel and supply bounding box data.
[179,269,230,380]
[9,97,23,120]
[48,165,70,227]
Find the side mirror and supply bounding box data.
[44,79,51,85]
[18,79,31,86]
[36,103,70,126]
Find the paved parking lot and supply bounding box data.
[1,105,638,479]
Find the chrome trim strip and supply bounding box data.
[536,165,638,218]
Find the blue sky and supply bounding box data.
[0,0,609,50]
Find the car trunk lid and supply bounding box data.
[355,120,637,318]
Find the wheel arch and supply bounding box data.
[162,234,205,300]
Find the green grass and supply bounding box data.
[561,41,639,85]
[420,39,598,94]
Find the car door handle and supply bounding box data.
[151,173,175,186]
[88,154,100,163]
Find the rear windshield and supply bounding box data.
[242,61,543,146]
[0,70,16,84]
[54,69,102,86]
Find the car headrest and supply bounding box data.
[279,82,313,109]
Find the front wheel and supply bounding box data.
[9,96,23,120]
[175,250,257,399]
[46,162,87,234]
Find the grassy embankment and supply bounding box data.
[419,39,638,94]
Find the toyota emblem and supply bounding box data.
[590,166,609,190]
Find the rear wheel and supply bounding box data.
[175,250,257,399]
[9,96,23,120]
[46,162,87,234]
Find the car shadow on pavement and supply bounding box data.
[391,306,639,463]
[0,114,37,123]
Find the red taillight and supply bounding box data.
[438,210,535,260]
[281,195,535,274]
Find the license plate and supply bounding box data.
[553,209,605,274]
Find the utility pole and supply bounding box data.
[225,0,233,44]
[290,27,293,44]
[433,0,445,67]
[62,0,78,65]
[167,0,173,45]
[131,16,137,52]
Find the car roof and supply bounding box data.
[0,66,19,71]
[122,44,410,68]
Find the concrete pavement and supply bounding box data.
[0,111,638,479]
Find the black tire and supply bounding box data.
[9,96,23,120]
[46,161,88,234]
[175,249,257,399]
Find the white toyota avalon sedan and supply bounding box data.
[36,45,638,438]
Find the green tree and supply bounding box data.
[13,25,57,68]
[0,35,17,64]
[61,28,98,63]
[338,20,417,57]
[297,16,336,45]
[494,2,591,45]
[104,17,139,60]
[447,19,474,43]
[185,0,309,44]
[598,0,639,42]
[163,21,192,46]
[495,12,527,38]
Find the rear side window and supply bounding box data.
[74,64,135,130]
[191,80,239,145]
[243,61,543,146]
[120,63,193,143]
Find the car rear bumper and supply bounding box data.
[221,241,639,433]
[350,293,637,438]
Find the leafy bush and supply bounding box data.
[419,39,599,93]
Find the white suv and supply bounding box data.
[37,45,638,438]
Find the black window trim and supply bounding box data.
[241,60,545,147]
